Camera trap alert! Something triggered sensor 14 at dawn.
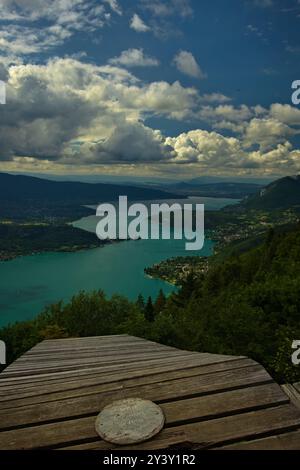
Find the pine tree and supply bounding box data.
[154,289,166,315]
[144,296,155,322]
[136,294,145,312]
[172,271,197,307]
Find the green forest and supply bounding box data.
[1,223,300,383]
[0,223,104,261]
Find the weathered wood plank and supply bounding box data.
[294,382,300,394]
[0,351,195,378]
[281,384,300,410]
[217,430,300,450]
[0,353,239,386]
[1,336,181,373]
[0,364,271,429]
[4,348,191,368]
[0,354,199,388]
[14,348,174,365]
[60,404,300,450]
[162,383,288,425]
[30,336,146,347]
[0,359,252,404]
[23,336,154,351]
[21,348,152,360]
[13,340,177,357]
[0,383,288,450]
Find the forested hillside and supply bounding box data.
[240,176,300,210]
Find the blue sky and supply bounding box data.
[0,0,300,179]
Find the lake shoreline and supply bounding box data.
[0,197,237,327]
[0,239,125,263]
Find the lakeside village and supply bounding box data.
[144,208,300,286]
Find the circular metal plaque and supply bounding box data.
[95,398,165,445]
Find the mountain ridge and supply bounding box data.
[240,175,300,210]
[0,172,179,203]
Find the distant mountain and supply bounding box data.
[10,172,175,185]
[167,181,263,199]
[240,175,300,210]
[188,176,274,185]
[0,172,179,222]
[0,172,178,203]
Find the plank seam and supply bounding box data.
[0,379,274,432]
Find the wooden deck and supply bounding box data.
[0,335,300,450]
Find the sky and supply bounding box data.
[0,0,300,179]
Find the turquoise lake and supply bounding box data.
[0,197,238,327]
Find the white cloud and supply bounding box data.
[0,0,118,57]
[166,130,247,167]
[173,50,206,79]
[243,118,297,151]
[0,24,73,56]
[70,122,172,164]
[1,57,300,175]
[92,64,139,83]
[249,142,300,172]
[165,129,300,173]
[269,103,300,126]
[130,14,150,32]
[109,48,159,67]
[197,104,255,126]
[0,0,112,23]
[171,0,193,17]
[200,93,232,104]
[118,80,198,120]
[195,103,300,152]
[138,0,193,39]
[0,58,198,164]
[103,0,122,15]
[140,0,193,18]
